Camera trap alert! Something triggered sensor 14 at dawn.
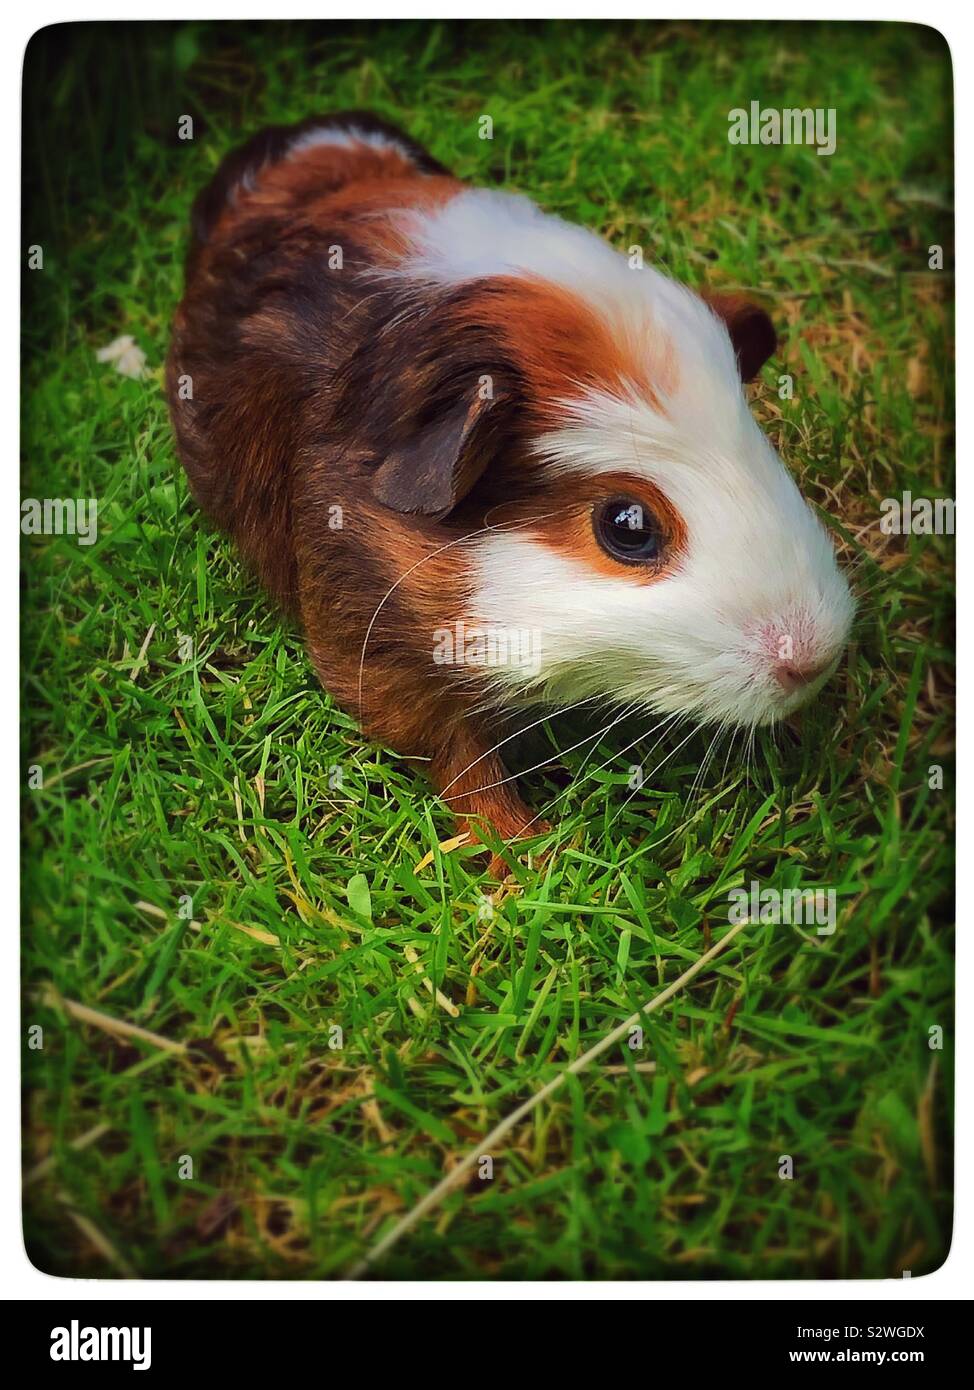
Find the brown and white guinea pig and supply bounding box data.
[167,111,854,844]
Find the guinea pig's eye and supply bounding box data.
[593,498,663,565]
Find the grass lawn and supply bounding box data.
[22,19,954,1280]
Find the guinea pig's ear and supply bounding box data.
[371,390,496,519]
[703,293,777,382]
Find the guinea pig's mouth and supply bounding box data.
[755,653,843,724]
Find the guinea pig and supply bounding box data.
[167,111,855,845]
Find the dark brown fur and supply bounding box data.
[169,115,558,842]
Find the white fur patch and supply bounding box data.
[468,382,854,727]
[397,187,622,289]
[289,124,417,162]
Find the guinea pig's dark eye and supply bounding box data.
[594,498,663,565]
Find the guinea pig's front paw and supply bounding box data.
[431,729,545,842]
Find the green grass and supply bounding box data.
[22,19,954,1279]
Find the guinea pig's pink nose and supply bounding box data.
[772,656,832,693]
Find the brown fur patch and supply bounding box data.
[209,154,463,263]
[450,276,666,424]
[475,470,687,584]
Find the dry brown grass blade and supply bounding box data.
[918,1056,939,1188]
[404,945,460,1017]
[25,1121,112,1186]
[57,1190,138,1278]
[39,985,186,1055]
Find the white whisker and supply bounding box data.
[438,693,602,797]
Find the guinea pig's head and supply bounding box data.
[368,260,854,732]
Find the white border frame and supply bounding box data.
[5,1,966,1301]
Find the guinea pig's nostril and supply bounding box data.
[773,657,832,693]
